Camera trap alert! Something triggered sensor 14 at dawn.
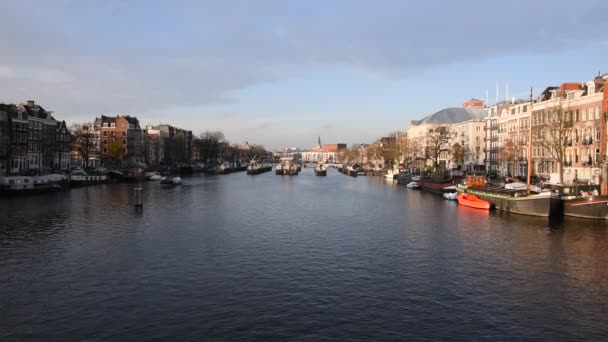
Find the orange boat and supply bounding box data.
[457,193,491,210]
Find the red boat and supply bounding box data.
[457,193,491,210]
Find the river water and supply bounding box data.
[1,168,607,340]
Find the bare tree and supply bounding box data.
[70,123,97,169]
[532,105,572,184]
[498,138,522,176]
[451,143,464,169]
[424,126,448,171]
[193,130,227,163]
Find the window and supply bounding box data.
[596,106,601,120]
[103,139,107,145]
[122,139,127,145]
[111,123,115,127]
[597,127,601,141]
[582,109,587,121]
[103,123,108,127]
[103,131,108,137]
[103,148,108,154]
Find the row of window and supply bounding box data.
[102,122,134,129]
[533,106,601,125]
[102,130,128,137]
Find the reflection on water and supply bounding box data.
[1,170,607,340]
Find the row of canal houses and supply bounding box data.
[485,73,608,184]
[0,100,194,176]
[0,101,71,176]
[404,72,608,186]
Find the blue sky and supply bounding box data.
[1,0,607,149]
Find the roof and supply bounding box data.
[415,107,486,125]
[22,103,55,121]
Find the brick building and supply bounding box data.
[96,115,144,166]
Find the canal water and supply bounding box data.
[1,168,607,340]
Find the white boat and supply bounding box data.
[406,181,420,189]
[276,157,299,175]
[149,174,162,181]
[161,176,182,186]
[385,170,396,180]
[412,176,421,182]
[443,192,457,200]
[315,162,327,176]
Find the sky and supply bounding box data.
[1,0,607,150]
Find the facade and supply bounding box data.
[407,100,487,170]
[55,121,71,171]
[97,115,144,166]
[448,119,486,171]
[144,124,193,167]
[532,78,605,183]
[0,101,70,175]
[301,143,347,163]
[0,105,12,175]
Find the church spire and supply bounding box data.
[318,136,322,148]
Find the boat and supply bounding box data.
[148,174,162,181]
[160,176,182,186]
[406,181,420,189]
[443,192,457,200]
[276,157,299,175]
[315,162,327,176]
[0,175,62,195]
[419,177,459,195]
[547,183,608,220]
[396,172,412,185]
[457,193,491,210]
[457,175,561,217]
[247,158,273,175]
[385,170,396,180]
[70,169,108,186]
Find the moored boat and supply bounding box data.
[406,181,420,189]
[276,157,299,175]
[457,193,491,210]
[443,192,457,200]
[457,175,561,217]
[419,177,458,195]
[0,175,62,195]
[315,162,327,176]
[548,183,608,220]
[247,159,273,175]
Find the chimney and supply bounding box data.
[26,100,35,107]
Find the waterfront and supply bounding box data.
[1,169,608,340]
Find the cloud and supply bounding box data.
[0,0,606,148]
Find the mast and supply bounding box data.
[527,86,533,195]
